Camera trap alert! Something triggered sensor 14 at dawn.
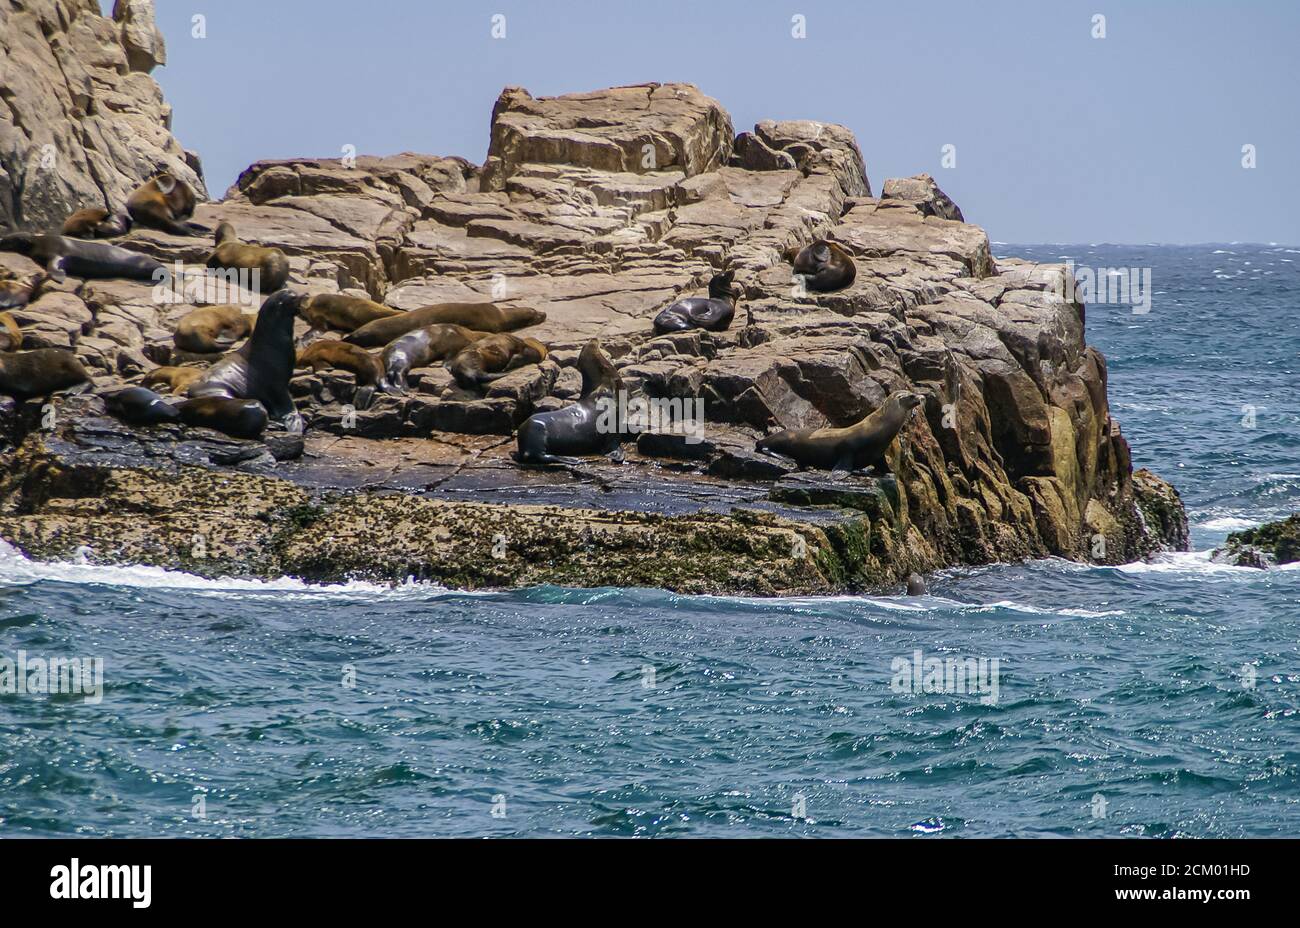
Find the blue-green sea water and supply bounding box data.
[2,244,1298,838]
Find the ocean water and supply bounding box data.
[2,244,1298,838]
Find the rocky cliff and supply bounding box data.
[0,0,206,232]
[0,13,1187,593]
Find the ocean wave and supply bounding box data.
[1115,549,1299,575]
[1198,517,1259,531]
[0,540,459,600]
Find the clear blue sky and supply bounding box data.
[111,1,1299,244]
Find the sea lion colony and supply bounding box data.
[0,173,925,477]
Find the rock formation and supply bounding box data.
[0,51,1188,592]
[0,0,205,233]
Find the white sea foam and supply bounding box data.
[1115,549,1299,575]
[0,539,459,600]
[1198,517,1259,531]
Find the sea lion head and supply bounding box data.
[214,221,237,245]
[0,233,38,256]
[255,288,307,333]
[577,339,623,397]
[890,390,925,415]
[706,270,736,300]
[509,305,547,327]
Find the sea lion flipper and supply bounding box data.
[47,255,67,283]
[354,386,376,410]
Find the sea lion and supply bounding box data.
[0,233,163,282]
[206,222,290,293]
[653,271,741,334]
[104,386,180,426]
[62,207,131,239]
[344,302,547,349]
[125,172,205,236]
[791,239,856,292]
[905,573,927,596]
[379,324,489,394]
[0,311,22,351]
[173,304,255,354]
[0,271,40,311]
[179,396,269,439]
[0,348,89,400]
[301,293,402,333]
[516,339,625,467]
[296,340,383,386]
[447,333,548,389]
[187,289,305,429]
[756,390,924,473]
[141,365,205,395]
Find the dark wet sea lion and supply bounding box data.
[791,239,856,292]
[447,334,547,389]
[301,293,402,333]
[179,396,269,439]
[0,312,22,351]
[516,339,624,467]
[379,324,489,394]
[187,289,305,429]
[62,207,131,239]
[141,365,205,394]
[344,302,546,349]
[104,386,180,426]
[126,172,205,236]
[0,233,163,282]
[756,390,923,473]
[653,271,740,334]
[296,340,383,386]
[0,348,89,400]
[173,304,254,354]
[206,222,290,292]
[906,573,927,596]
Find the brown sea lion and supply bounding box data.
[206,222,290,293]
[653,271,741,334]
[447,334,548,389]
[0,348,90,400]
[125,172,205,236]
[379,324,489,394]
[0,271,40,311]
[296,340,383,386]
[187,290,305,430]
[0,233,163,282]
[173,305,255,354]
[0,311,22,351]
[301,293,402,333]
[62,207,131,239]
[756,390,923,473]
[791,239,856,292]
[141,365,206,395]
[344,303,546,349]
[179,396,269,440]
[516,339,625,467]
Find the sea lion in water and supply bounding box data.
[179,396,269,439]
[301,293,402,333]
[125,172,205,236]
[187,289,305,430]
[379,324,489,394]
[756,390,923,474]
[516,339,625,467]
[344,302,547,349]
[0,348,89,400]
[62,207,131,239]
[0,233,163,282]
[104,386,180,426]
[0,311,22,351]
[791,239,856,292]
[141,365,205,395]
[653,271,741,334]
[173,305,254,354]
[905,573,927,596]
[206,222,290,293]
[447,334,548,389]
